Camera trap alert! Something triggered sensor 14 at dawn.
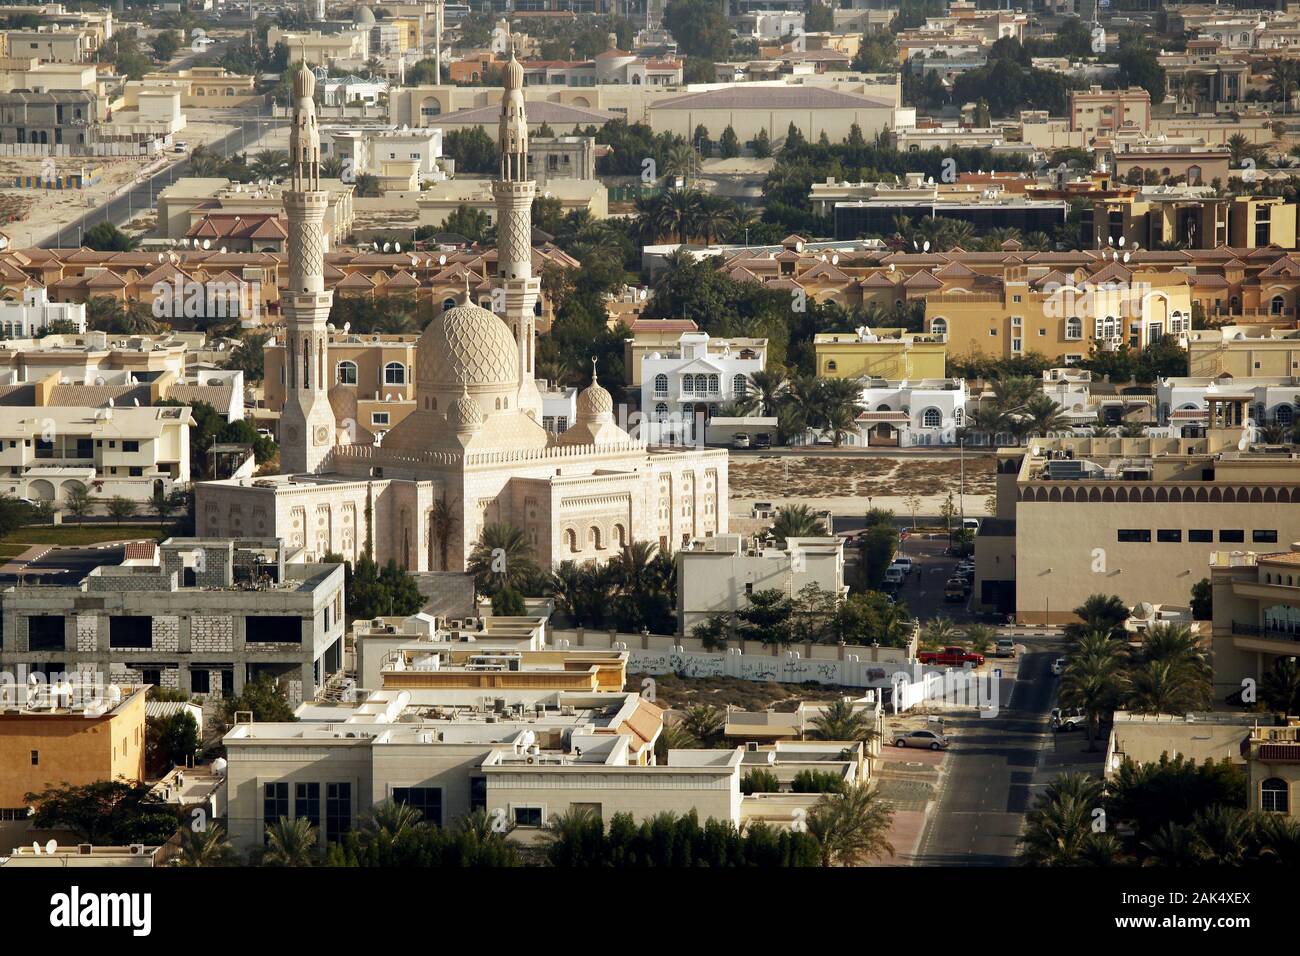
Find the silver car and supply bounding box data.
[893,729,949,750]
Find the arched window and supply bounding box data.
[384,362,406,385]
[826,360,838,372]
[954,407,963,426]
[655,402,669,421]
[707,374,719,393]
[1277,404,1295,426]
[1272,294,1286,316]
[1066,316,1082,340]
[733,374,747,396]
[654,373,668,395]
[682,376,694,394]
[1169,312,1183,334]
[922,407,942,428]
[1262,778,1290,813]
[588,526,603,550]
[930,317,948,337]
[442,297,456,312]
[694,374,708,393]
[564,528,578,552]
[336,360,357,385]
[612,524,626,548]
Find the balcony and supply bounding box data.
[1231,621,1300,643]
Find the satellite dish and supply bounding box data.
[156,253,164,263]
[1123,252,1130,263]
[107,397,114,407]
[343,322,351,333]
[133,398,140,406]
[923,241,931,252]
[31,842,40,856]
[220,246,227,254]
[439,255,447,265]
[394,242,401,252]
[45,839,57,855]
[1107,236,1114,246]
[888,263,895,272]
[1118,236,1126,247]
[202,239,211,249]
[383,242,392,252]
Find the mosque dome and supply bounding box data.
[505,54,524,91]
[448,386,484,432]
[416,299,520,393]
[293,66,315,99]
[576,368,613,419]
[354,5,376,26]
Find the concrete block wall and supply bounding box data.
[76,614,97,652]
[151,615,180,652]
[192,615,234,653]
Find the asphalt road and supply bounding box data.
[915,641,1067,866]
[43,107,284,249]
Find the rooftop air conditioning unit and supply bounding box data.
[746,741,759,752]
[128,844,146,856]
[77,844,92,855]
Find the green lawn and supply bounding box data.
[0,544,28,559]
[1,524,167,546]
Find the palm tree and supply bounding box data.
[1254,812,1300,865]
[466,523,539,595]
[1190,805,1254,865]
[610,540,658,593]
[739,368,787,416]
[662,141,698,182]
[964,623,996,655]
[1018,784,1101,866]
[964,402,1010,442]
[1268,55,1300,107]
[1071,594,1131,639]
[261,817,318,866]
[250,149,290,181]
[1088,411,1116,437]
[174,824,237,866]
[770,503,827,544]
[1260,657,1300,713]
[428,495,458,572]
[1141,822,1202,866]
[807,784,895,866]
[809,698,878,743]
[818,377,867,446]
[362,800,425,841]
[680,705,725,744]
[694,193,737,244]
[659,722,699,750]
[1259,420,1292,444]
[1020,393,1069,437]
[921,616,957,645]
[1127,659,1211,714]
[1060,654,1128,750]
[1118,420,1147,438]
[1140,623,1208,675]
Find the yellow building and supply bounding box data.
[379,649,629,693]
[0,684,147,813]
[1229,196,1297,250]
[1244,721,1300,817]
[813,328,946,379]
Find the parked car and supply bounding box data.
[944,578,969,601]
[894,729,949,750]
[1051,657,1067,676]
[962,518,980,533]
[892,557,914,576]
[1053,710,1088,732]
[918,646,984,667]
[731,433,751,449]
[754,433,771,449]
[994,638,1016,658]
[883,566,905,586]
[173,141,188,152]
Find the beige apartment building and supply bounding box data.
[1244,721,1300,817]
[133,67,261,109]
[1187,326,1300,378]
[1070,85,1151,140]
[980,395,1300,623]
[263,332,418,444]
[1210,541,1300,701]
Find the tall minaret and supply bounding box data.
[493,49,543,420]
[280,65,336,474]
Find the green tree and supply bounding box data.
[222,673,297,724]
[737,588,795,645]
[440,205,491,243]
[25,780,181,845]
[809,698,877,744]
[807,784,895,866]
[174,824,239,867]
[753,127,772,158]
[261,817,319,866]
[145,710,200,776]
[663,0,730,59]
[719,124,740,159]
[770,503,827,544]
[106,495,137,525]
[83,221,139,252]
[64,485,93,524]
[467,523,540,595]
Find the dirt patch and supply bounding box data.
[729,454,997,500]
[629,672,854,712]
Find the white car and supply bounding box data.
[1051,657,1067,676]
[894,729,949,750]
[892,557,914,575]
[173,142,188,153]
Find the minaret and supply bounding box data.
[280,64,336,474]
[493,48,544,420]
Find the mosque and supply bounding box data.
[195,54,728,571]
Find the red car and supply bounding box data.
[918,646,985,667]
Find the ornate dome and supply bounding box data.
[417,300,520,392]
[293,66,315,99]
[576,360,613,419]
[448,386,483,432]
[504,54,524,91]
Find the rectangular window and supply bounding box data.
[1117,529,1151,542]
[31,750,38,766]
[190,669,210,694]
[1219,530,1245,543]
[392,786,443,827]
[371,412,389,426]
[108,615,152,648]
[469,777,487,813]
[295,782,320,829]
[26,615,65,652]
[1157,529,1182,543]
[122,440,140,452]
[263,782,288,841]
[326,783,351,842]
[512,805,544,828]
[1254,530,1279,543]
[1189,529,1213,542]
[244,616,303,643]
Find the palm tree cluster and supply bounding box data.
[736,367,866,446]
[1059,600,1213,750]
[889,216,1052,254]
[962,376,1070,445]
[1021,758,1300,866]
[634,186,753,245]
[549,539,677,634]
